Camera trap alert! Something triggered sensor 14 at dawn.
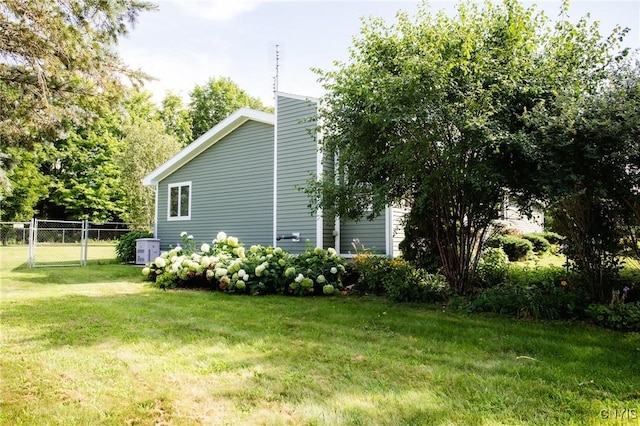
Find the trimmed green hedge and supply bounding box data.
[487,235,533,261]
[523,233,551,253]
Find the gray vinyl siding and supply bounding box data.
[156,120,273,250]
[340,215,386,255]
[501,205,544,234]
[498,201,545,234]
[276,94,318,254]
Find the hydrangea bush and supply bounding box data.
[143,232,348,296]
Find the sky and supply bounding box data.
[117,0,640,107]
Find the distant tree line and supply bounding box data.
[0,0,271,225]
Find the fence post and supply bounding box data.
[81,220,89,266]
[27,218,36,268]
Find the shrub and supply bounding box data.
[475,247,509,287]
[288,245,347,296]
[538,231,565,245]
[506,265,568,288]
[470,280,585,320]
[352,254,450,302]
[523,233,551,253]
[143,231,348,297]
[115,230,153,262]
[468,264,587,319]
[585,302,640,331]
[585,287,640,331]
[383,262,451,303]
[152,272,178,290]
[351,252,389,296]
[487,235,533,261]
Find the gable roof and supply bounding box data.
[142,107,274,186]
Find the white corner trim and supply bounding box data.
[385,206,393,257]
[334,215,341,254]
[315,102,323,248]
[273,97,279,247]
[153,183,159,237]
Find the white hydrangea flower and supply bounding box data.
[330,267,338,274]
[295,273,304,283]
[227,236,239,247]
[316,274,326,284]
[328,248,337,256]
[216,231,227,242]
[154,257,166,268]
[201,243,210,252]
[180,231,187,237]
[142,267,150,276]
[234,247,246,258]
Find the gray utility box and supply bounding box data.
[135,238,160,265]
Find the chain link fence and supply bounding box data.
[0,220,151,268]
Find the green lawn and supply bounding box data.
[1,248,639,425]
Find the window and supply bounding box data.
[167,182,191,220]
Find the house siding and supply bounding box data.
[276,94,318,254]
[156,120,273,250]
[340,215,387,255]
[499,204,545,234]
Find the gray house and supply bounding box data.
[142,93,407,256]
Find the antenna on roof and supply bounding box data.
[272,44,279,99]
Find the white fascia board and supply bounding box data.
[276,91,319,103]
[142,108,274,186]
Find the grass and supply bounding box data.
[1,248,640,425]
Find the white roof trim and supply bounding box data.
[276,91,319,103]
[142,108,274,186]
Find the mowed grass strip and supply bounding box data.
[1,253,639,425]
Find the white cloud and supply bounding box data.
[121,47,232,104]
[167,0,267,21]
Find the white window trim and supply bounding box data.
[167,181,192,221]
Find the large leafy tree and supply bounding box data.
[188,77,271,139]
[117,90,182,224]
[38,114,126,222]
[0,0,155,150]
[308,0,625,294]
[0,0,155,194]
[160,92,192,146]
[117,120,182,224]
[0,147,49,222]
[526,59,640,302]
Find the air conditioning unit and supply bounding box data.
[135,238,160,265]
